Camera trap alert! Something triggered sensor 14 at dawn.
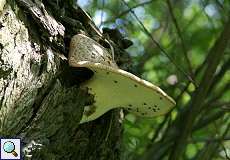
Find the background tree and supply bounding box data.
[0,0,230,160]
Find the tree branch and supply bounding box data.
[169,18,230,160]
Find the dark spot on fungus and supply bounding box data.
[134,84,138,87]
[101,56,105,61]
[154,105,158,108]
[136,108,139,112]
[160,97,162,100]
[84,105,97,116]
[127,108,131,111]
[128,104,132,107]
[143,103,147,105]
[148,107,151,109]
[114,80,118,83]
[152,108,156,112]
[106,71,109,75]
[142,113,145,115]
[91,53,96,58]
[106,55,112,60]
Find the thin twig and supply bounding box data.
[207,82,230,105]
[117,0,153,18]
[104,0,153,24]
[192,110,226,131]
[150,113,170,143]
[214,122,230,160]
[166,0,195,81]
[189,136,230,143]
[201,0,218,28]
[120,0,197,86]
[208,56,230,92]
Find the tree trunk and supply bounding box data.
[0,1,125,159]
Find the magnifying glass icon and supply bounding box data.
[3,141,18,157]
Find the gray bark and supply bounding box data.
[0,1,124,159]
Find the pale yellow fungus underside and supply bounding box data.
[68,34,176,123]
[76,62,176,123]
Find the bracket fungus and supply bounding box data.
[69,34,176,123]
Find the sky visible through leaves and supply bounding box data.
[77,0,230,159]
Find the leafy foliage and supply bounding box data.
[78,0,230,159]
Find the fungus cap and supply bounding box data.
[68,34,176,123]
[69,34,118,68]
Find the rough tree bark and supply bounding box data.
[0,0,130,159]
